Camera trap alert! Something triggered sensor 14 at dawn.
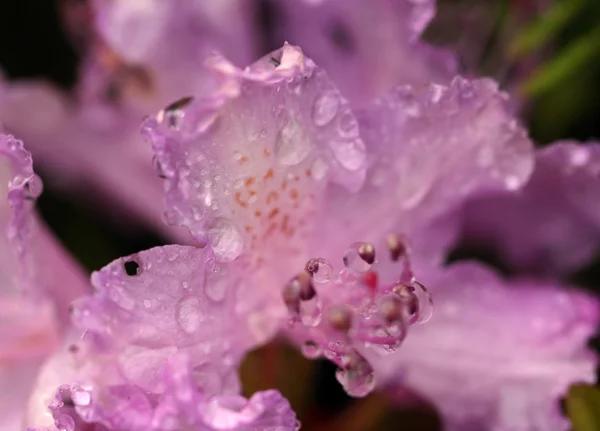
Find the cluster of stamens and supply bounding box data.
[281,234,433,397]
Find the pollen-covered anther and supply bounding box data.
[282,271,316,313]
[386,233,409,262]
[326,305,354,333]
[379,295,405,324]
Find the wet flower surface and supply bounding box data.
[0,1,598,431]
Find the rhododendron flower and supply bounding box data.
[0,134,88,430]
[0,0,453,240]
[139,43,598,430]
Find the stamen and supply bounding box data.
[386,233,408,262]
[281,236,432,397]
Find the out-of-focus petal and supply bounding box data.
[92,0,257,99]
[268,0,456,105]
[318,77,534,267]
[0,134,88,431]
[460,141,600,276]
[377,261,599,431]
[144,43,368,340]
[0,79,191,242]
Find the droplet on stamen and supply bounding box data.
[326,305,354,333]
[387,233,408,262]
[343,242,375,273]
[335,350,375,397]
[305,258,332,283]
[302,340,323,358]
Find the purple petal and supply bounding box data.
[377,262,598,431]
[0,134,88,430]
[144,44,369,339]
[35,353,298,431]
[317,77,534,266]
[461,141,600,276]
[268,0,456,105]
[71,245,257,394]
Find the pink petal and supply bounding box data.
[144,44,369,339]
[378,261,599,431]
[317,77,534,266]
[0,134,88,430]
[461,141,600,276]
[268,0,456,105]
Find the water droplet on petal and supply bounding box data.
[412,281,433,323]
[343,242,375,273]
[330,137,366,171]
[276,118,312,165]
[337,110,360,138]
[71,384,92,406]
[204,272,228,302]
[176,296,203,334]
[55,414,75,431]
[302,340,323,358]
[300,296,322,327]
[206,218,244,262]
[305,258,333,283]
[335,350,375,397]
[312,92,339,126]
[310,157,329,180]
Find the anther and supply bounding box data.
[387,233,407,262]
[357,243,376,264]
[379,296,404,323]
[327,305,354,333]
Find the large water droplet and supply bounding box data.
[204,271,228,302]
[310,157,329,180]
[70,384,92,406]
[176,296,203,334]
[343,242,374,273]
[206,218,244,262]
[335,350,375,397]
[305,258,333,283]
[329,137,366,171]
[300,297,322,327]
[302,340,323,358]
[312,92,339,126]
[276,118,312,165]
[412,281,433,323]
[55,414,75,431]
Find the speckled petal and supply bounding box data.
[460,141,600,276]
[144,44,368,340]
[0,134,88,430]
[317,77,534,267]
[70,245,254,395]
[267,0,456,105]
[378,261,599,431]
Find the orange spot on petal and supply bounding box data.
[264,168,274,180]
[268,208,280,219]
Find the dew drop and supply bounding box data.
[276,118,312,165]
[176,296,203,334]
[329,137,366,171]
[206,218,244,262]
[70,384,92,406]
[412,281,433,323]
[343,242,374,273]
[300,297,322,327]
[305,258,333,283]
[336,110,360,138]
[312,92,339,126]
[55,414,75,431]
[301,340,323,358]
[335,350,375,397]
[310,157,329,180]
[204,272,228,302]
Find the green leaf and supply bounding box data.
[567,383,600,431]
[510,0,586,57]
[521,24,600,97]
